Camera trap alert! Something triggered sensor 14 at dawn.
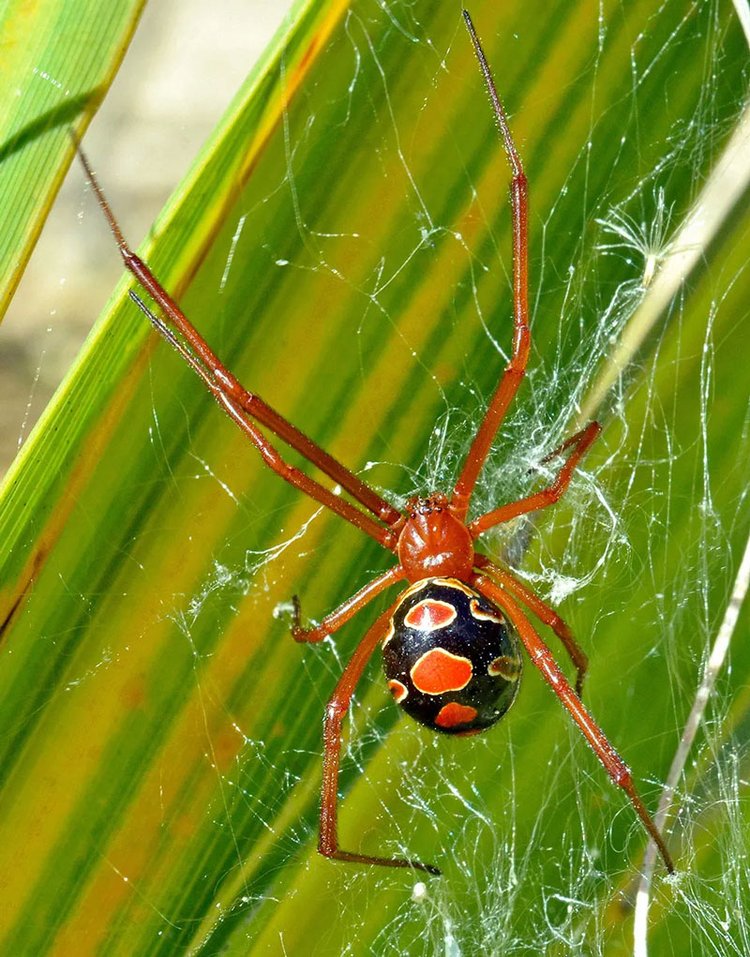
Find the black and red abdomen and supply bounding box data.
[382,578,522,735]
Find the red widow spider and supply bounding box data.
[73,10,674,877]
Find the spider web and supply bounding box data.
[178,4,750,953]
[226,6,746,952]
[2,1,750,955]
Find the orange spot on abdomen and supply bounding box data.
[435,702,478,729]
[410,648,472,694]
[404,599,456,631]
[388,679,408,703]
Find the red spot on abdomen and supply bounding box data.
[404,599,456,632]
[435,702,478,729]
[388,679,408,703]
[469,598,505,623]
[410,648,473,694]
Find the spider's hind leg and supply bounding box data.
[318,604,440,875]
[474,556,588,696]
[471,571,675,874]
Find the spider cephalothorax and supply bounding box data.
[75,10,674,878]
[397,493,475,581]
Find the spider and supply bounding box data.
[73,10,674,877]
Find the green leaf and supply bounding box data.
[1,1,749,954]
[0,0,146,316]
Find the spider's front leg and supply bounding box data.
[469,422,601,537]
[289,565,404,643]
[467,424,601,694]
[452,11,531,521]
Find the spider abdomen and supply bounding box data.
[382,578,522,735]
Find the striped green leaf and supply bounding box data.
[0,1,748,954]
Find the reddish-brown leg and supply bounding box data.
[472,572,674,873]
[121,283,398,549]
[453,11,530,520]
[128,291,396,548]
[469,422,601,538]
[73,138,403,533]
[474,555,588,696]
[318,603,440,874]
[292,564,405,643]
